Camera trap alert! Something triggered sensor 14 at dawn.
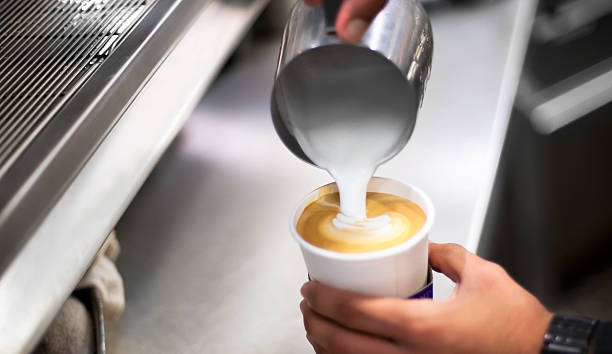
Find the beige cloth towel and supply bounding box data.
[34,231,125,354]
[33,297,95,354]
[77,231,125,323]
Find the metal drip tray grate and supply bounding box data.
[0,0,153,175]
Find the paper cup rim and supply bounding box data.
[290,177,435,261]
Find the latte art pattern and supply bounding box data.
[297,192,426,253]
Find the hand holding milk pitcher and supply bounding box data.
[271,0,434,298]
[303,0,390,43]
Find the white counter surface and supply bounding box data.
[109,0,536,352]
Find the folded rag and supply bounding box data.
[77,232,125,324]
[34,231,125,354]
[32,296,95,354]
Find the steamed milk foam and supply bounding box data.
[297,191,426,253]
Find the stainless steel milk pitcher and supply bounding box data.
[271,0,433,165]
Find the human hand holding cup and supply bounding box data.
[299,243,554,354]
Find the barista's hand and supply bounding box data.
[300,243,553,354]
[304,0,387,43]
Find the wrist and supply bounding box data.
[528,310,553,354]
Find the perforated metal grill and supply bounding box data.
[0,0,153,175]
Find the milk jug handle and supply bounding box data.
[323,0,342,33]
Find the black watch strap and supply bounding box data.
[542,314,598,354]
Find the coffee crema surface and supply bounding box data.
[297,192,426,253]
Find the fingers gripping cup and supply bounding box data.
[291,177,434,298]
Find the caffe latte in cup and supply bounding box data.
[296,192,426,253]
[290,178,434,298]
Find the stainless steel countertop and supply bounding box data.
[109,1,535,352]
[0,0,268,352]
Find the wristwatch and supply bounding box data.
[541,314,598,354]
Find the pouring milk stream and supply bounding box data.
[270,0,433,234]
[289,70,415,231]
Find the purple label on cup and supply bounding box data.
[409,265,433,299]
[307,265,434,299]
[409,283,433,298]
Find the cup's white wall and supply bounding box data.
[291,177,434,298]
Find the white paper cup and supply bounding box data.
[291,177,434,298]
